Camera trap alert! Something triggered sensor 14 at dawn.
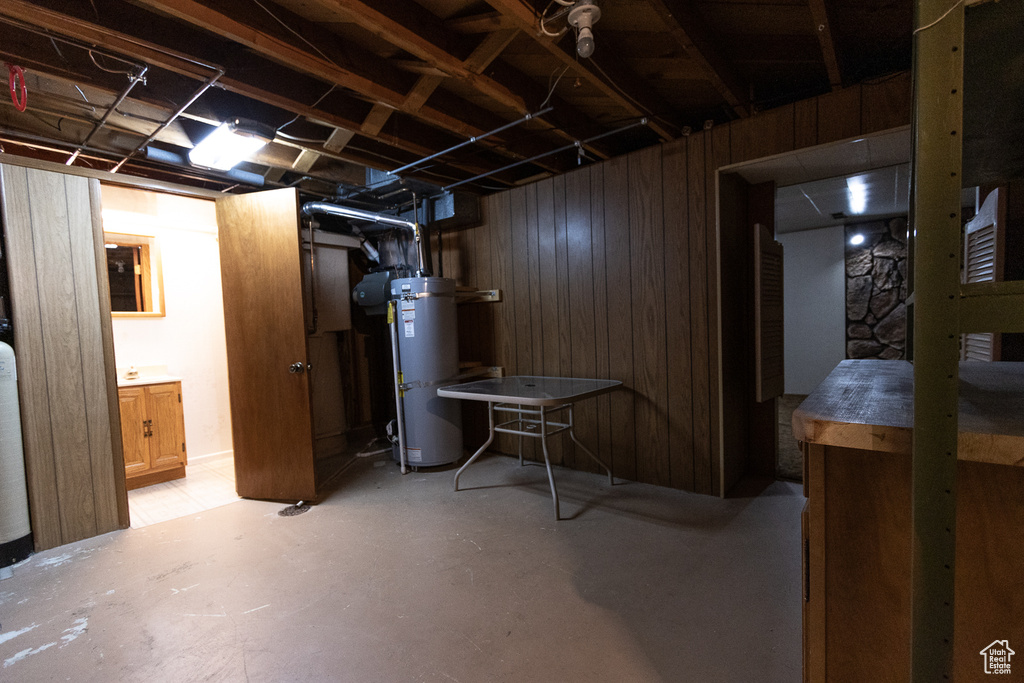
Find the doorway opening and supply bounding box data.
[100,184,238,527]
[722,126,913,483]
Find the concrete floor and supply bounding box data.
[0,453,804,682]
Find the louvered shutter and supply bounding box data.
[963,188,1005,361]
[755,223,785,401]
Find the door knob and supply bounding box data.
[289,362,306,374]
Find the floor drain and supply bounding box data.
[278,502,311,517]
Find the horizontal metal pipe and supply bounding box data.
[67,65,148,166]
[110,68,224,174]
[441,118,648,192]
[301,201,416,229]
[387,106,554,177]
[302,201,427,273]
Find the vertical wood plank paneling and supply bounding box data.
[66,176,119,533]
[535,176,561,461]
[603,156,636,480]
[628,146,670,486]
[472,217,494,365]
[88,179,129,529]
[565,167,598,472]
[708,125,731,496]
[27,169,98,542]
[454,78,910,495]
[552,174,573,467]
[1,166,62,550]
[509,187,533,379]
[589,164,612,469]
[728,117,756,165]
[525,183,544,376]
[817,85,862,144]
[730,106,795,164]
[861,72,912,134]
[763,104,796,159]
[489,192,516,454]
[536,179,560,378]
[794,97,818,149]
[687,133,712,494]
[490,191,516,375]
[524,183,544,462]
[662,139,694,491]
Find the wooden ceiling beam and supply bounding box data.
[807,0,843,90]
[482,0,678,140]
[445,11,516,34]
[303,0,611,156]
[304,0,527,112]
[130,0,412,107]
[123,0,571,173]
[0,1,522,182]
[646,0,750,119]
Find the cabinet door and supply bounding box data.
[119,387,148,475]
[147,383,185,471]
[217,188,316,501]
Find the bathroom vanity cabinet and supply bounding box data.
[118,380,187,490]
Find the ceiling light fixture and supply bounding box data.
[568,0,602,59]
[849,233,865,246]
[846,175,868,215]
[188,117,274,171]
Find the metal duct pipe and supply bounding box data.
[144,146,265,186]
[301,201,429,276]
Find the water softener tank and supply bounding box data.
[0,342,32,567]
[391,277,462,467]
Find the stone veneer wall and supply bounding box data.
[845,217,908,359]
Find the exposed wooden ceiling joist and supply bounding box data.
[0,0,530,184]
[130,0,585,174]
[298,0,611,157]
[482,0,679,141]
[645,0,750,118]
[808,0,843,90]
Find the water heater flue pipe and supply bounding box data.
[301,201,428,275]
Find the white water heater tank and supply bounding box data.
[0,342,32,566]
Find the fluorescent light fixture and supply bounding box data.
[847,175,868,215]
[849,233,865,246]
[188,117,273,171]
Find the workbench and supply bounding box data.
[793,360,1024,682]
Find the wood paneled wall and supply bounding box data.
[443,73,912,495]
[1,165,126,549]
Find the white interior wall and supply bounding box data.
[777,225,846,395]
[101,185,233,460]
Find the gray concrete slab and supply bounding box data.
[0,453,803,682]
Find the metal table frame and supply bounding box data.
[440,376,619,520]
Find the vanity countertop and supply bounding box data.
[117,374,182,388]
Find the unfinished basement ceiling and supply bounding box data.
[0,0,914,196]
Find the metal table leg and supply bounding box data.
[517,403,524,466]
[538,405,560,520]
[567,404,614,485]
[453,401,495,491]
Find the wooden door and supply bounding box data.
[119,388,148,476]
[147,383,184,471]
[216,188,316,501]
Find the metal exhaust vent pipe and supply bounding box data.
[301,201,429,276]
